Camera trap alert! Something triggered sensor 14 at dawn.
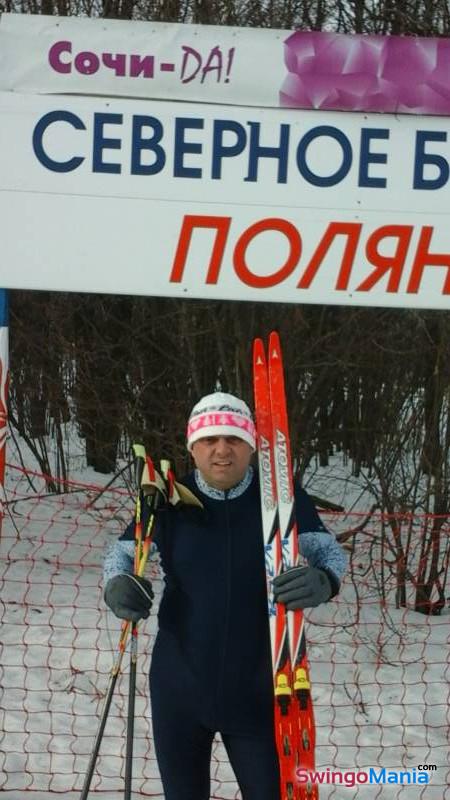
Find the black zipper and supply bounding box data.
[214,490,232,726]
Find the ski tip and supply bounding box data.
[268,330,281,359]
[253,337,266,366]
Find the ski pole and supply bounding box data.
[124,621,138,800]
[123,454,201,797]
[79,446,158,800]
[124,449,158,800]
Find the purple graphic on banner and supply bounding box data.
[281,31,450,116]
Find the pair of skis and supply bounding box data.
[253,332,318,800]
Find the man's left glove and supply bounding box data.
[272,566,332,610]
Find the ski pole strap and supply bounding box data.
[139,453,203,510]
[160,459,204,509]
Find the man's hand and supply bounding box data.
[104,574,154,622]
[272,566,332,610]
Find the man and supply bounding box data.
[103,392,347,800]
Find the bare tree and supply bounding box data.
[5,0,450,612]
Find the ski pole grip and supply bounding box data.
[160,459,170,477]
[132,443,146,491]
[146,460,171,512]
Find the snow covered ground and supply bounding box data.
[0,438,448,799]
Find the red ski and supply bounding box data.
[253,332,318,800]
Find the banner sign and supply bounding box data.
[1,90,449,309]
[1,14,450,117]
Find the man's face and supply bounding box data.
[191,436,253,490]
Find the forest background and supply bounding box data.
[2,1,450,615]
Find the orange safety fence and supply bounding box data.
[0,464,449,798]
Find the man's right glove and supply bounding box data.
[104,574,154,622]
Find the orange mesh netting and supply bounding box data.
[0,464,449,798]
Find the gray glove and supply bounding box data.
[104,574,154,622]
[273,566,332,610]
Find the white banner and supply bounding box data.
[1,14,450,117]
[1,90,450,309]
[0,14,284,106]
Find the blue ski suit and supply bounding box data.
[103,467,347,799]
